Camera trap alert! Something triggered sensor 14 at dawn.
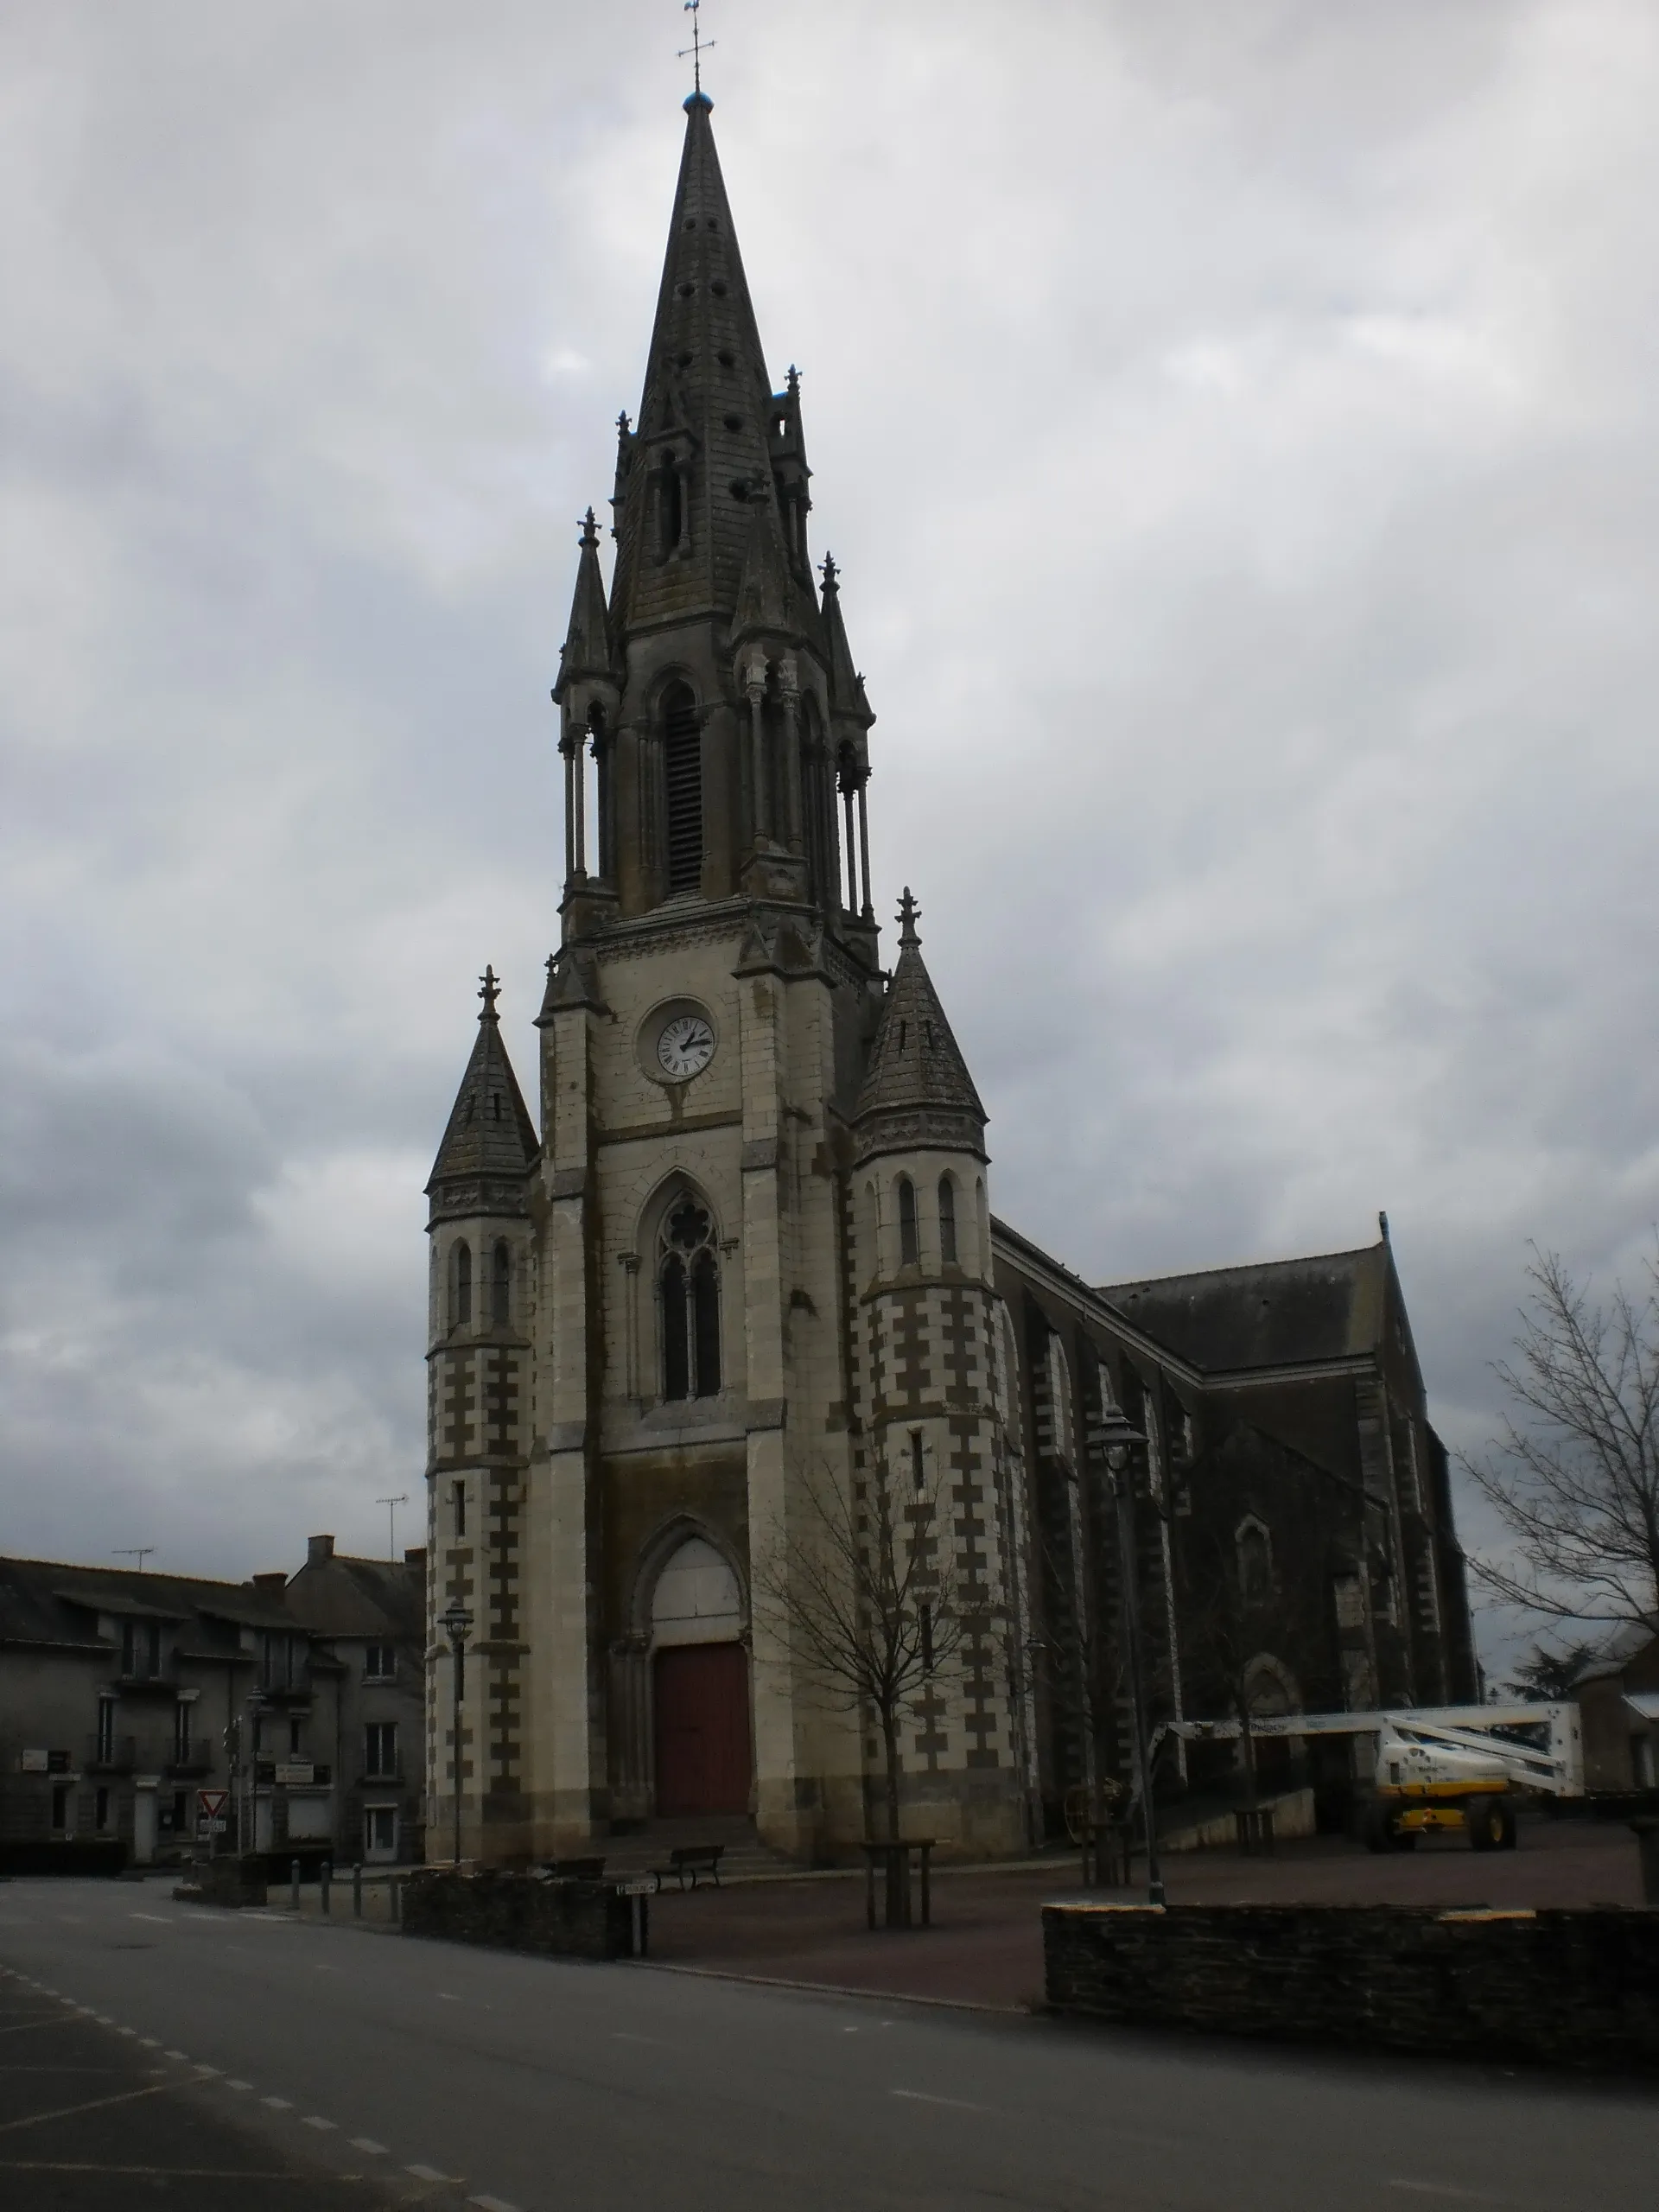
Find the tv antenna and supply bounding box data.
[377,1495,410,1560]
[678,0,715,94]
[112,1547,156,1573]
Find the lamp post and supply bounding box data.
[438,1601,473,1868]
[1088,1396,1166,1908]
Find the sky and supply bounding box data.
[3,1,1657,1678]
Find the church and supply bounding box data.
[423,90,1478,1867]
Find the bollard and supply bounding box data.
[319,1859,332,1915]
[353,1862,363,1919]
[390,1874,402,1927]
[289,1858,301,1913]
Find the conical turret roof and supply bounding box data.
[610,94,799,633]
[855,892,987,1164]
[426,969,539,1225]
[819,553,873,725]
[553,509,616,697]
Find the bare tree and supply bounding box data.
[751,1453,976,1844]
[1463,1244,1659,1631]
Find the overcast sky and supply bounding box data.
[3,1,1656,1674]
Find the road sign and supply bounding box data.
[197,1789,229,1820]
[196,1817,227,1835]
[615,1878,656,1896]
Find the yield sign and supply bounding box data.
[197,1789,229,1820]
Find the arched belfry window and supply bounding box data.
[938,1174,957,1265]
[897,1176,918,1267]
[659,1197,721,1401]
[662,683,703,896]
[451,1241,472,1328]
[491,1240,511,1325]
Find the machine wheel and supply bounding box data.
[1468,1802,1515,1853]
[1363,1805,1393,1853]
[1394,1831,1418,1852]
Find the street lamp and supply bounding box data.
[1087,1396,1166,1909]
[438,1601,473,1869]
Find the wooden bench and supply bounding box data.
[653,1843,723,1892]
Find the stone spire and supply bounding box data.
[819,552,873,728]
[608,92,791,633]
[854,892,987,1165]
[552,509,616,700]
[426,969,540,1226]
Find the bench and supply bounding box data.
[653,1844,723,1892]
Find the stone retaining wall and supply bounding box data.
[401,1870,635,1961]
[1043,1901,1659,2070]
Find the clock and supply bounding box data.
[657,1011,715,1081]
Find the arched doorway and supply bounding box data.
[651,1538,751,1817]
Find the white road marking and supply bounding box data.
[163,2049,188,2061]
[117,2028,137,2038]
[436,1991,460,2001]
[406,2164,451,2183]
[891,2088,988,2113]
[129,1913,170,1924]
[611,2031,658,2044]
[349,2138,388,2155]
[1388,2188,1505,2206]
[138,2038,160,2049]
[261,2095,292,2110]
[302,2115,336,2131]
[468,2196,521,2212]
[194,2064,221,2077]
[226,2079,252,2091]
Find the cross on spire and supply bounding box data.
[579,505,599,548]
[478,965,501,1019]
[678,0,715,97]
[898,887,921,947]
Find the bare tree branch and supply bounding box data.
[1460,1243,1659,1633]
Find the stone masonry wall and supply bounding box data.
[402,1870,633,1961]
[1043,1901,1659,2070]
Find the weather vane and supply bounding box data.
[678,0,715,95]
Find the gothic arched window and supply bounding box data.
[451,1241,472,1328]
[1237,1519,1273,1606]
[938,1174,957,1265]
[897,1176,918,1267]
[662,683,702,896]
[660,1198,721,1401]
[491,1240,511,1325]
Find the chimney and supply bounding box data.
[308,1534,335,1567]
[404,1546,427,1585]
[251,1572,287,1594]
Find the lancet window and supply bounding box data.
[897,1176,918,1267]
[662,683,703,896]
[450,1241,472,1328]
[938,1174,957,1265]
[491,1240,511,1325]
[659,1198,721,1401]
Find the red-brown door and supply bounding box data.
[653,1644,751,1815]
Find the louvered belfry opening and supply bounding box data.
[663,683,703,894]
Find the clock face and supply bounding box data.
[657,1012,715,1081]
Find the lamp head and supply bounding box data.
[439,1602,474,1646]
[1086,1396,1143,1476]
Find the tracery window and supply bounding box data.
[938,1174,957,1265]
[897,1176,918,1267]
[660,1198,721,1401]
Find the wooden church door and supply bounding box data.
[653,1644,751,1815]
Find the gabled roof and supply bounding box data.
[283,1553,424,1643]
[1099,1243,1389,1373]
[855,891,986,1164]
[0,1555,294,1654]
[427,968,538,1224]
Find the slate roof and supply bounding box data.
[0,1556,293,1653]
[855,893,986,1162]
[553,509,617,696]
[426,970,539,1220]
[1099,1243,1389,1374]
[283,1554,424,1643]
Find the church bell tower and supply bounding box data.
[424,88,1024,1866]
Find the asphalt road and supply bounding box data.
[0,1878,1651,2212]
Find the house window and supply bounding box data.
[938,1175,957,1265]
[659,1198,721,1401]
[288,1718,304,1758]
[365,1722,398,1779]
[663,683,702,894]
[94,1787,111,1833]
[261,1632,295,1690]
[451,1240,472,1327]
[120,1620,136,1675]
[145,1623,162,1675]
[364,1806,398,1860]
[897,1176,918,1267]
[174,1702,191,1764]
[364,1645,396,1681]
[50,1784,70,1832]
[96,1700,116,1764]
[491,1240,511,1325]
